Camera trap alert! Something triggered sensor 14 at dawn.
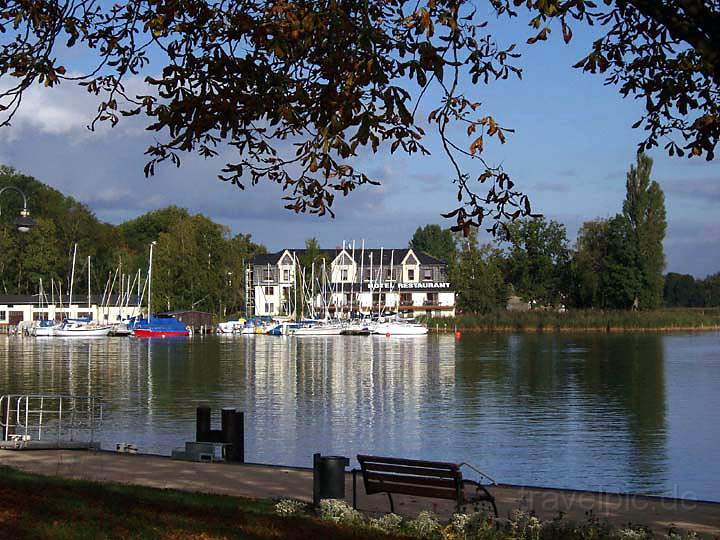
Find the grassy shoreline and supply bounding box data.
[423,308,720,333]
[0,465,397,540]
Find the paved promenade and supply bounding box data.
[2,449,719,537]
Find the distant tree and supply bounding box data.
[702,273,720,307]
[152,214,229,313]
[19,218,64,292]
[500,217,570,307]
[571,219,610,308]
[409,225,456,264]
[623,153,667,309]
[601,215,642,310]
[664,273,705,307]
[451,240,506,314]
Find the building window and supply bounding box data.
[263,268,273,281]
[265,303,274,313]
[386,269,392,280]
[0,311,6,321]
[341,269,348,281]
[425,292,439,306]
[283,269,290,281]
[364,269,372,281]
[423,268,433,281]
[408,269,415,281]
[400,293,412,306]
[264,286,274,296]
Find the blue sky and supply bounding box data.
[0,13,717,277]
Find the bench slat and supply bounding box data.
[361,462,460,479]
[365,481,458,500]
[358,454,460,471]
[365,472,458,489]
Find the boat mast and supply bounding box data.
[359,240,365,318]
[69,242,77,310]
[293,251,298,321]
[340,241,345,320]
[148,241,156,322]
[377,247,384,319]
[350,240,356,319]
[87,255,91,310]
[369,251,373,318]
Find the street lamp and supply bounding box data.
[0,185,35,233]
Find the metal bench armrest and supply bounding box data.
[459,462,497,485]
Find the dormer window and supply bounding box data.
[408,269,415,281]
[423,268,433,281]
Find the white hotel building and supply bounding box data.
[246,248,455,318]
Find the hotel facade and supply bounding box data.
[246,247,455,318]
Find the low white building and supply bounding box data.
[246,247,455,318]
[0,294,141,329]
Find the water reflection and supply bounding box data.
[0,332,718,501]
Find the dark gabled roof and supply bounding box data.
[250,248,447,266]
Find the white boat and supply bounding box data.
[31,320,61,337]
[111,321,133,336]
[217,320,245,334]
[54,320,113,337]
[372,319,428,336]
[294,321,344,336]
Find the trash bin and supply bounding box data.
[313,453,350,506]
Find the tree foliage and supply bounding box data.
[601,214,642,309]
[571,219,609,308]
[409,224,456,264]
[622,153,667,309]
[1,1,715,232]
[0,166,265,314]
[500,216,570,306]
[450,236,506,314]
[663,272,705,308]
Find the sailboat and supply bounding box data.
[131,241,189,338]
[54,249,113,337]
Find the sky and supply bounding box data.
[0,12,718,277]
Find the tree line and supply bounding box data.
[411,154,719,313]
[0,166,265,316]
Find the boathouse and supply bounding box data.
[0,294,140,329]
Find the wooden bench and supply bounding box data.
[353,454,498,516]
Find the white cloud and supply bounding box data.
[0,75,152,141]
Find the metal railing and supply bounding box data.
[0,394,103,445]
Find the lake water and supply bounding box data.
[1,332,718,501]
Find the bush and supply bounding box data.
[318,499,364,525]
[274,498,307,517]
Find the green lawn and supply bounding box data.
[0,466,401,540]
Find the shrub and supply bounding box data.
[318,499,363,525]
[274,498,307,517]
[407,511,442,539]
[369,513,404,533]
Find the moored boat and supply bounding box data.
[371,318,428,336]
[131,314,189,338]
[54,319,113,337]
[294,321,344,336]
[31,319,61,337]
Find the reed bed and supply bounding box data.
[423,308,720,333]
